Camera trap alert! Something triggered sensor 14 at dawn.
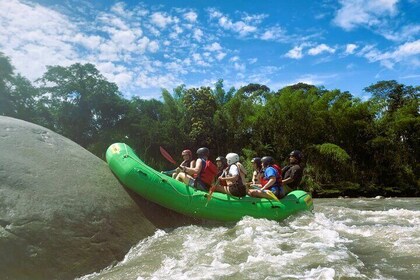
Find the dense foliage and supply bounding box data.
[1,53,419,197]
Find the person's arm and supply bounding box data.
[182,159,202,175]
[219,165,239,182]
[282,177,294,185]
[261,177,276,190]
[161,169,177,175]
[282,165,300,185]
[251,170,258,183]
[220,173,238,182]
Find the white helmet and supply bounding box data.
[226,153,240,165]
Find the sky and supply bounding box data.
[0,0,419,100]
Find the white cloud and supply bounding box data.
[345,44,358,54]
[216,52,227,61]
[184,11,198,22]
[148,41,159,53]
[308,44,336,56]
[333,0,398,31]
[150,12,173,29]
[358,40,420,68]
[193,28,203,41]
[97,62,133,88]
[387,40,420,59]
[230,56,240,62]
[291,73,338,87]
[285,46,304,59]
[137,37,151,53]
[191,52,210,67]
[173,25,183,35]
[248,58,258,64]
[400,74,420,80]
[260,26,288,42]
[135,72,181,89]
[381,24,420,42]
[209,9,258,37]
[111,29,137,50]
[0,0,80,80]
[208,8,223,19]
[219,16,257,36]
[73,34,102,50]
[205,42,222,52]
[110,2,132,17]
[234,62,246,72]
[1,0,231,99]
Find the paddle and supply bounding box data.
[248,184,279,201]
[265,190,280,201]
[205,184,217,207]
[159,146,177,165]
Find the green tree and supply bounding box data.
[364,81,420,195]
[160,87,189,151]
[0,53,40,121]
[213,79,234,106]
[365,80,418,113]
[183,87,217,148]
[0,53,14,116]
[38,63,124,147]
[261,84,325,158]
[120,97,165,164]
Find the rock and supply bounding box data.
[0,116,196,279]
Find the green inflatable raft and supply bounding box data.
[106,143,314,222]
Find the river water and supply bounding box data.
[79,198,420,280]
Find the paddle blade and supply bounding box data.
[266,190,279,201]
[205,185,217,207]
[159,146,177,165]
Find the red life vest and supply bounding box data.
[199,159,217,186]
[260,164,282,186]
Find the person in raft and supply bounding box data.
[176,147,217,191]
[282,150,304,195]
[247,157,263,187]
[248,156,284,200]
[213,153,247,197]
[162,149,196,178]
[215,156,228,179]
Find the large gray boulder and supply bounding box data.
[0,117,195,279]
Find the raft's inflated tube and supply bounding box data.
[106,143,314,222]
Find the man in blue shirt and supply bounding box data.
[248,156,283,200]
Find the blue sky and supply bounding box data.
[0,0,419,100]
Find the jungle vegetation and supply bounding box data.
[1,53,419,197]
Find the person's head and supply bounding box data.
[289,150,303,164]
[181,149,192,160]
[216,156,227,169]
[251,157,262,170]
[196,147,209,159]
[261,156,274,168]
[226,153,240,165]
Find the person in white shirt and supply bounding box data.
[213,153,247,197]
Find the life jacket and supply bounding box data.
[273,164,282,181]
[197,158,217,186]
[235,162,247,185]
[222,163,246,187]
[260,164,282,186]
